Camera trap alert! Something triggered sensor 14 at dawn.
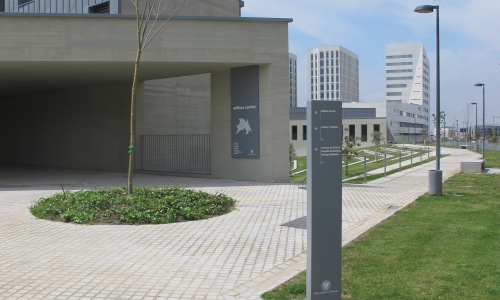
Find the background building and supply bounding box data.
[290,43,432,154]
[307,45,359,102]
[385,44,430,142]
[289,53,297,107]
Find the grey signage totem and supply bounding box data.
[307,100,343,299]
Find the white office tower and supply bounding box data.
[385,44,430,142]
[307,45,359,102]
[385,44,430,106]
[289,53,298,107]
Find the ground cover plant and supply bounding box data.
[264,150,500,299]
[30,187,236,225]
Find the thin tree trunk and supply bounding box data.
[127,53,141,195]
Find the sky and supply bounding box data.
[242,0,500,131]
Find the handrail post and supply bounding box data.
[384,153,387,177]
[364,156,367,184]
[399,151,402,172]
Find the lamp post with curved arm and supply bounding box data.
[415,4,441,195]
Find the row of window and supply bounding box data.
[386,62,413,66]
[387,84,407,88]
[387,76,413,80]
[387,69,413,73]
[311,51,340,60]
[291,125,307,141]
[386,54,413,59]
[292,124,380,142]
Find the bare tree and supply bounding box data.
[342,128,361,176]
[128,0,186,195]
[370,131,384,160]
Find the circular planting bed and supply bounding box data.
[30,187,236,225]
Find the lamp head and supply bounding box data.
[414,5,438,13]
[471,102,477,105]
[474,83,484,87]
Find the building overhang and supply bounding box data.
[0,14,292,96]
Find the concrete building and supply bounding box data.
[288,53,297,107]
[290,104,387,156]
[385,44,430,142]
[307,45,359,102]
[0,0,292,182]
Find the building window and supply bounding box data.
[374,124,380,132]
[89,1,110,14]
[387,84,407,88]
[386,62,413,66]
[303,125,307,140]
[387,92,402,96]
[349,125,355,139]
[387,76,413,80]
[291,126,297,140]
[387,69,413,73]
[386,54,413,59]
[361,124,367,142]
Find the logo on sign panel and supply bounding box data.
[321,280,331,291]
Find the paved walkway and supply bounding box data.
[0,148,481,299]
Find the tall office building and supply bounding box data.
[385,44,430,142]
[289,53,297,107]
[307,45,359,102]
[385,44,430,107]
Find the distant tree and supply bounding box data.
[420,128,429,145]
[342,128,361,176]
[289,143,296,175]
[371,131,384,160]
[432,111,446,142]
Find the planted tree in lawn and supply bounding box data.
[289,143,297,175]
[371,131,384,161]
[127,0,186,195]
[342,128,361,176]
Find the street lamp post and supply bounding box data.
[415,4,441,195]
[471,102,478,151]
[474,83,485,159]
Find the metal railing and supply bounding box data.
[141,134,211,174]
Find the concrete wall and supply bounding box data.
[211,64,289,182]
[0,83,131,171]
[142,74,211,135]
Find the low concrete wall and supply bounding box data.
[461,160,484,174]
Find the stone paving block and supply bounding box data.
[0,147,478,299]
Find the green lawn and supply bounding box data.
[264,149,500,299]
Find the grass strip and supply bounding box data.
[264,150,500,299]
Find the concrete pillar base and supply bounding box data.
[428,170,442,196]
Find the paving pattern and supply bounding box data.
[0,147,480,299]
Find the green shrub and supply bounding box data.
[30,187,236,225]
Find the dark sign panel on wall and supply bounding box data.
[231,65,260,158]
